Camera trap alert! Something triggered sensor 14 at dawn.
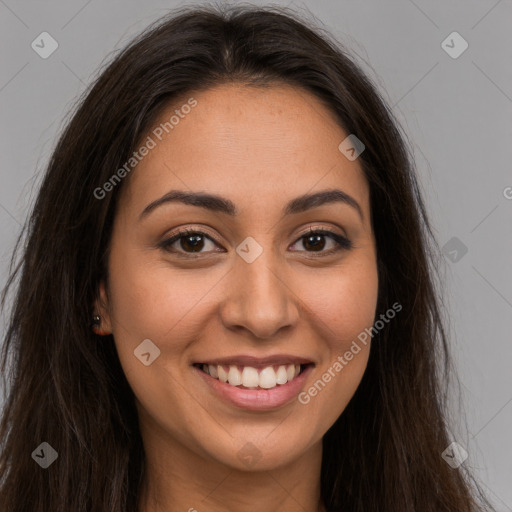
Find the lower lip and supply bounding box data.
[194,365,313,411]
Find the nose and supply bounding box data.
[219,249,300,340]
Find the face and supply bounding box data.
[96,83,378,471]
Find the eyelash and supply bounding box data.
[158,226,353,258]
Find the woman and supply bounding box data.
[0,4,494,511]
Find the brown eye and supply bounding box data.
[179,233,206,252]
[302,233,327,252]
[290,229,353,255]
[159,227,352,258]
[159,230,221,255]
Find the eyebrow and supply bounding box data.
[139,188,363,222]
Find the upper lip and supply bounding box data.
[194,354,314,369]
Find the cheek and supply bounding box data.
[107,247,211,339]
[106,249,225,389]
[302,256,379,348]
[295,256,378,422]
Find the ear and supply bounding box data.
[93,280,113,334]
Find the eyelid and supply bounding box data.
[296,224,347,239]
[163,225,224,246]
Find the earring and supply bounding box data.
[92,314,110,336]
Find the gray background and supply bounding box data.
[1,0,511,509]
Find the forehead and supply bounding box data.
[120,83,370,221]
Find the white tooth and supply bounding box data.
[218,365,228,383]
[203,364,210,375]
[295,364,301,376]
[242,366,259,387]
[259,366,277,389]
[286,364,295,381]
[208,364,218,379]
[276,365,288,385]
[228,365,242,386]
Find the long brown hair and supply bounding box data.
[0,4,494,511]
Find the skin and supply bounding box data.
[95,83,379,512]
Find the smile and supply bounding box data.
[192,355,315,411]
[194,363,310,390]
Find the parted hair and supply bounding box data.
[0,4,493,511]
